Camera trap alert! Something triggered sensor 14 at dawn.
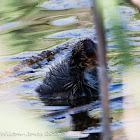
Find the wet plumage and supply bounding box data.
[36,39,99,100]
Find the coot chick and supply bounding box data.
[36,39,99,100]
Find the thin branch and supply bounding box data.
[127,0,140,9]
[91,0,111,140]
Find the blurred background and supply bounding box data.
[0,0,140,139]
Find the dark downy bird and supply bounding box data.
[36,39,99,100]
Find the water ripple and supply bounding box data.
[45,29,95,38]
[51,16,78,26]
[0,21,21,32]
[41,0,92,10]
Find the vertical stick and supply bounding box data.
[128,0,140,9]
[92,0,111,140]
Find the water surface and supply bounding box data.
[0,0,140,139]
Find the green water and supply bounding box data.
[0,0,140,139]
[0,0,93,57]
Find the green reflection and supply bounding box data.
[0,0,46,56]
[0,0,45,22]
[104,0,139,70]
[0,0,93,56]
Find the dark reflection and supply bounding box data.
[41,97,101,140]
[80,133,100,140]
[39,88,123,140]
[71,111,99,131]
[72,111,101,140]
[70,99,100,140]
[41,96,97,107]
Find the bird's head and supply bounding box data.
[71,39,98,69]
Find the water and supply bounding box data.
[0,0,140,139]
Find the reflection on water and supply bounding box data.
[45,29,95,38]
[41,0,92,10]
[51,16,78,26]
[0,21,21,31]
[0,0,140,139]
